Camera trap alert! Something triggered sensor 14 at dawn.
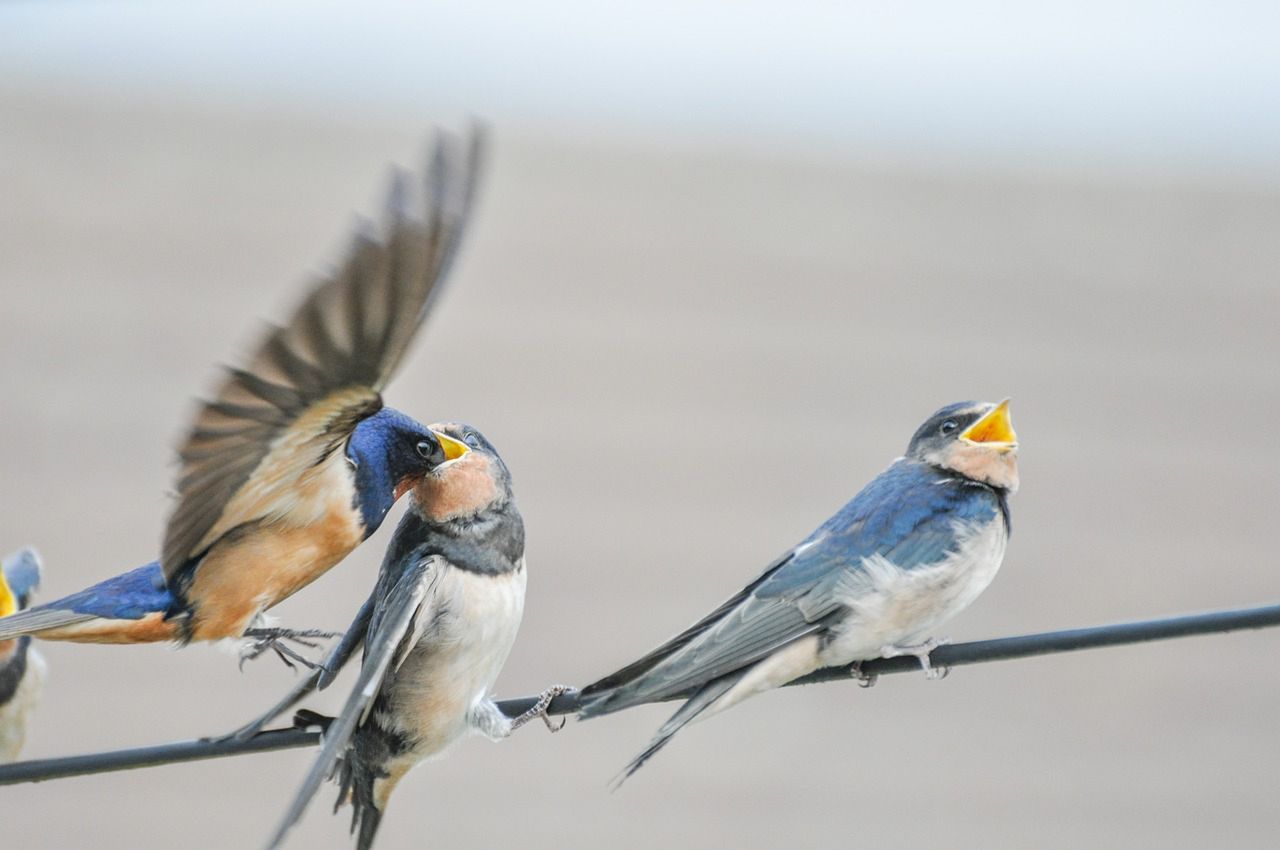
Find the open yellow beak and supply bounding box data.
[431,430,471,462]
[960,398,1017,450]
[0,571,15,619]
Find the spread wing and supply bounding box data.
[265,553,445,850]
[161,127,485,577]
[579,463,999,715]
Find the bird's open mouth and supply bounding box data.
[959,398,1017,452]
[0,582,14,618]
[430,430,471,470]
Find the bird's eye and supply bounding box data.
[415,440,436,459]
[464,432,481,449]
[940,419,959,435]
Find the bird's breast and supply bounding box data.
[185,455,365,641]
[0,645,45,762]
[824,515,1008,664]
[380,561,527,757]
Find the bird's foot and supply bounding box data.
[849,661,878,688]
[879,637,951,680]
[292,709,336,733]
[239,628,339,672]
[510,685,574,732]
[207,668,330,743]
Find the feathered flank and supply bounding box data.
[162,127,487,579]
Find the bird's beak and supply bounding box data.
[960,398,1017,452]
[431,430,471,463]
[0,572,15,619]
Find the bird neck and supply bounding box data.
[392,501,525,576]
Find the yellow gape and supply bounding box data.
[0,570,16,619]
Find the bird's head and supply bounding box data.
[0,547,42,618]
[412,422,513,523]
[346,408,455,535]
[907,399,1019,492]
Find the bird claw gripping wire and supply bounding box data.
[879,637,952,680]
[510,685,574,732]
[847,661,878,688]
[239,628,340,671]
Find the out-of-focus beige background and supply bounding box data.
[3,5,1280,848]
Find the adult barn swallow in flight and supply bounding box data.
[0,548,47,762]
[265,423,566,850]
[578,400,1018,782]
[0,129,484,656]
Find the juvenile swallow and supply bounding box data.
[578,400,1019,782]
[0,548,47,762]
[0,129,484,658]
[265,423,565,850]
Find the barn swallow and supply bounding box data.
[0,129,485,658]
[264,423,566,850]
[0,548,47,762]
[578,400,1019,782]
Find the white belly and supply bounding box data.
[820,516,1007,666]
[382,561,527,760]
[0,646,46,763]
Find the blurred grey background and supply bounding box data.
[2,3,1279,848]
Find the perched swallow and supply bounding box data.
[0,548,47,762]
[0,129,484,656]
[578,400,1019,782]
[265,423,565,850]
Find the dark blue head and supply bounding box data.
[347,408,449,537]
[1,548,42,614]
[905,399,1020,491]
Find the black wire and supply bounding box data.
[4,601,1280,786]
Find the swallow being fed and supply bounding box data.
[265,423,566,850]
[0,128,485,660]
[0,548,47,762]
[578,400,1019,783]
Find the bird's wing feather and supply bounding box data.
[578,549,796,698]
[581,463,999,714]
[162,127,486,577]
[265,553,445,850]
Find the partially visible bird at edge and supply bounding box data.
[0,547,47,762]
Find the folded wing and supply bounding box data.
[264,553,444,850]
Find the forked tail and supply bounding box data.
[612,672,742,788]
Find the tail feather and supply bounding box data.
[336,729,392,850]
[353,800,384,850]
[0,607,95,641]
[612,673,740,788]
